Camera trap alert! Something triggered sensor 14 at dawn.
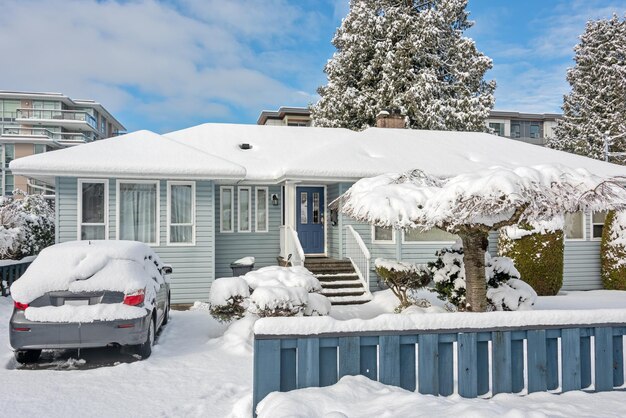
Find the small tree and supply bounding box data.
[499,222,564,296]
[337,167,626,312]
[374,258,432,309]
[601,210,626,290]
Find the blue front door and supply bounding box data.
[296,186,325,254]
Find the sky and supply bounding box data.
[0,0,624,133]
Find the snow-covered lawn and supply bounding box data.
[1,290,625,417]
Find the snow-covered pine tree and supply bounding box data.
[311,0,495,131]
[547,15,626,163]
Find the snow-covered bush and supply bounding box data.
[601,211,626,290]
[499,221,564,296]
[207,266,331,322]
[0,191,54,260]
[429,244,537,311]
[374,258,432,310]
[248,286,309,318]
[243,266,322,293]
[208,277,251,323]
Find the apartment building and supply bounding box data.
[257,107,562,146]
[0,91,125,196]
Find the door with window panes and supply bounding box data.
[295,186,324,254]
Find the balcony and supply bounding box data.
[15,108,97,131]
[1,127,91,145]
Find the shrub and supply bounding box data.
[429,244,536,311]
[498,223,564,296]
[304,293,332,316]
[0,191,54,260]
[374,258,432,310]
[601,210,626,290]
[248,286,308,317]
[208,277,250,323]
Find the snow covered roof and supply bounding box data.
[10,123,626,182]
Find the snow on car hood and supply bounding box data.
[11,240,164,304]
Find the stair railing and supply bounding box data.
[344,225,370,289]
[280,225,305,267]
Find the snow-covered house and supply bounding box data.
[9,122,626,304]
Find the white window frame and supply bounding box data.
[220,186,234,233]
[238,186,252,233]
[564,211,586,241]
[255,187,269,233]
[116,180,160,246]
[371,225,395,244]
[77,179,109,241]
[167,181,196,246]
[591,211,607,241]
[401,228,457,244]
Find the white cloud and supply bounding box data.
[0,0,328,132]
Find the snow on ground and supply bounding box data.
[257,374,626,418]
[1,289,625,417]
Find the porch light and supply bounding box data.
[272,194,279,206]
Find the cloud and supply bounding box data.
[0,0,331,132]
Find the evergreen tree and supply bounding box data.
[311,0,495,131]
[547,15,626,163]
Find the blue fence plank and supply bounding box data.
[280,348,297,391]
[511,338,524,393]
[360,344,378,381]
[458,333,478,398]
[320,347,338,387]
[561,328,582,392]
[400,343,416,391]
[418,334,439,395]
[477,341,490,396]
[338,336,360,378]
[438,341,454,396]
[595,327,614,391]
[253,339,281,415]
[546,337,559,390]
[492,331,512,395]
[613,336,624,387]
[380,335,401,387]
[581,336,592,388]
[297,338,320,388]
[527,330,547,393]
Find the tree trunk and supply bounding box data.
[458,228,490,312]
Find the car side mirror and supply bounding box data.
[161,265,173,275]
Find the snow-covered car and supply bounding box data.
[9,240,171,364]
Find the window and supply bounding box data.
[312,192,321,224]
[255,187,268,232]
[564,211,585,240]
[220,187,234,232]
[118,181,158,244]
[238,187,251,232]
[168,182,195,245]
[489,122,504,136]
[592,211,607,240]
[373,225,394,243]
[33,144,47,154]
[403,227,458,243]
[4,144,14,167]
[4,173,14,195]
[511,123,521,138]
[300,192,308,224]
[79,180,108,240]
[530,123,540,139]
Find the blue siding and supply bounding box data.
[214,185,282,278]
[563,212,602,290]
[327,183,342,259]
[57,177,215,304]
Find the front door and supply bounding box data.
[296,186,325,254]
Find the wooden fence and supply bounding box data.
[253,323,626,414]
[0,259,33,296]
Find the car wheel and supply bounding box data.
[162,295,170,326]
[15,349,41,364]
[136,316,155,359]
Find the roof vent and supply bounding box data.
[239,143,252,150]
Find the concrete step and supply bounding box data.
[320,281,364,289]
[321,289,367,297]
[316,273,360,282]
[327,294,372,305]
[308,267,357,275]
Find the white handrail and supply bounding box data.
[280,225,305,267]
[345,225,371,289]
